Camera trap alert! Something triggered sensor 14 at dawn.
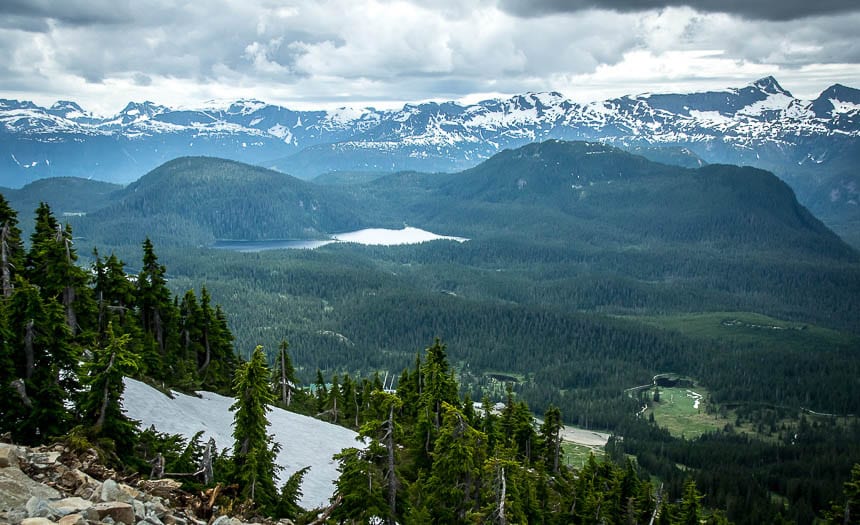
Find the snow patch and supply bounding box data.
[121,377,360,510]
[332,226,468,246]
[267,124,293,143]
[737,93,794,116]
[830,99,860,114]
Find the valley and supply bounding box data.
[1,140,858,523]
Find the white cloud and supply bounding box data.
[0,0,858,113]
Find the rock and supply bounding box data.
[52,497,93,516]
[0,466,60,512]
[133,499,146,519]
[0,444,19,468]
[58,513,86,525]
[144,500,167,519]
[210,517,242,525]
[100,479,120,502]
[28,451,61,467]
[3,509,28,524]
[26,496,59,519]
[144,515,165,525]
[20,518,57,525]
[89,502,135,525]
[137,479,182,498]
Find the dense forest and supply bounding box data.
[2,141,859,523]
[0,197,748,523]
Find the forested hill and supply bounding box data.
[32,140,854,263]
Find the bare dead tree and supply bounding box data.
[11,379,32,408]
[150,453,165,479]
[1,222,13,298]
[95,352,117,429]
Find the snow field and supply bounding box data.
[121,378,360,509]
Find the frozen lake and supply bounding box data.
[214,226,468,252]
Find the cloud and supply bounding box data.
[497,0,860,21]
[0,0,858,113]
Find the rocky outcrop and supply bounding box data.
[0,443,279,525]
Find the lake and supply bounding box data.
[213,226,468,253]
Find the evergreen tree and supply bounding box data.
[823,463,860,524]
[332,447,388,523]
[679,479,703,525]
[78,322,141,458]
[136,238,176,378]
[424,402,487,523]
[25,203,94,336]
[7,279,76,443]
[314,369,327,414]
[414,338,460,468]
[540,405,563,473]
[231,345,280,512]
[274,339,298,407]
[92,251,138,334]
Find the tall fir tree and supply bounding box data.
[136,238,176,379]
[231,345,280,512]
[25,203,94,337]
[78,322,141,458]
[274,339,298,407]
[7,278,76,443]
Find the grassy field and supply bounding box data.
[645,386,725,439]
[561,441,604,468]
[630,311,856,351]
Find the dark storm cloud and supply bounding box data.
[0,0,135,28]
[498,0,860,21]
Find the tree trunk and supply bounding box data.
[198,327,211,374]
[11,379,32,407]
[64,285,77,335]
[24,320,35,379]
[1,223,12,298]
[202,438,214,485]
[497,466,507,525]
[95,352,117,429]
[386,404,397,524]
[280,348,288,405]
[150,453,165,479]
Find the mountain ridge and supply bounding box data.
[3,77,860,244]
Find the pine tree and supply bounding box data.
[414,338,459,469]
[231,345,280,512]
[424,402,487,523]
[137,238,176,378]
[78,322,141,458]
[93,250,138,334]
[25,203,94,336]
[539,405,563,473]
[274,339,298,407]
[679,479,703,525]
[823,463,860,524]
[331,447,388,523]
[7,278,76,443]
[314,369,327,414]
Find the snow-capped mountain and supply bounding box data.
[1,76,859,230]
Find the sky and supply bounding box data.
[2,0,860,115]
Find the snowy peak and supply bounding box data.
[811,84,860,118]
[2,76,860,187]
[752,76,792,97]
[0,99,40,111]
[46,100,96,121]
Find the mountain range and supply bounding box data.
[2,76,859,244]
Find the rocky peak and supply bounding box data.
[752,76,792,97]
